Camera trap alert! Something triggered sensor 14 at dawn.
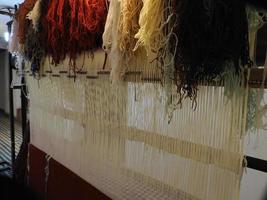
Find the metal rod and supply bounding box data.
[8,52,15,178]
[7,21,15,178]
[0,10,13,17]
[21,62,28,139]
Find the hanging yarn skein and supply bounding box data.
[102,0,123,81]
[26,0,42,32]
[16,0,38,45]
[102,0,115,53]
[133,0,165,63]
[105,0,143,81]
[173,0,250,103]
[102,0,144,81]
[118,0,143,56]
[45,0,107,70]
[45,0,66,65]
[130,0,179,115]
[24,0,48,75]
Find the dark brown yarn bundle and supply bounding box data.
[172,0,250,102]
[24,24,44,75]
[24,0,49,75]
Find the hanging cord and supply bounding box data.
[102,52,108,70]
[21,84,30,100]
[27,146,30,185]
[44,155,52,200]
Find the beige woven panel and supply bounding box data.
[27,74,247,200]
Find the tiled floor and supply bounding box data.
[0,113,22,176]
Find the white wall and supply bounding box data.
[241,168,267,200]
[241,116,267,199]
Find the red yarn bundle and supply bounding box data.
[45,0,107,67]
[46,0,68,64]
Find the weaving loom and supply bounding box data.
[8,0,267,199]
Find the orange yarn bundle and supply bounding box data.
[16,0,38,44]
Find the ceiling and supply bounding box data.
[0,0,23,48]
[0,0,23,8]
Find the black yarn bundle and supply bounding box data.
[24,25,44,75]
[173,0,250,101]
